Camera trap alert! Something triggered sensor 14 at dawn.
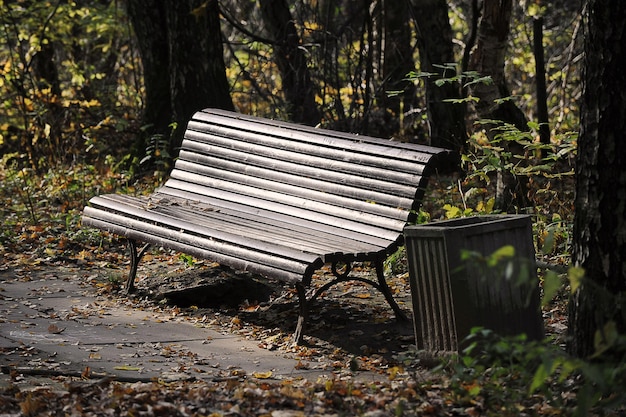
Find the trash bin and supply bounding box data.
[404,215,544,353]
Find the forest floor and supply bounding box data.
[0,241,575,416]
[0,167,612,416]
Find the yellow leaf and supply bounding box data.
[252,371,273,379]
[114,365,141,371]
[325,379,333,391]
[388,365,403,380]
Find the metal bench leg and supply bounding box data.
[292,283,308,345]
[374,259,409,322]
[126,239,150,294]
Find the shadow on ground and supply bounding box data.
[132,263,416,359]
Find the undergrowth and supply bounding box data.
[0,150,160,262]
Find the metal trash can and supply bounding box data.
[404,215,544,353]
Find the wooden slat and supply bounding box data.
[177,146,420,200]
[83,108,460,286]
[181,130,428,187]
[172,159,413,219]
[82,216,312,284]
[86,196,324,265]
[185,121,434,175]
[164,175,407,237]
[102,193,388,257]
[157,187,396,248]
[153,206,382,258]
[192,109,446,166]
[197,108,450,157]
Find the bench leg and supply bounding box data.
[292,283,308,345]
[311,260,409,322]
[126,239,150,294]
[374,259,409,322]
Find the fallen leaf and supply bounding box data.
[114,365,141,371]
[48,324,65,334]
[388,366,403,380]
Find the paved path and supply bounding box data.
[0,265,399,387]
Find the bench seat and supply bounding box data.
[82,108,459,343]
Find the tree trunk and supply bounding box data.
[533,16,550,159]
[32,40,64,162]
[125,0,172,136]
[467,0,530,211]
[568,0,626,359]
[126,0,234,150]
[259,0,320,126]
[380,0,416,121]
[410,0,467,152]
[468,0,515,122]
[166,0,234,147]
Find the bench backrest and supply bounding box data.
[159,109,459,259]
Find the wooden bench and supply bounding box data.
[82,108,459,343]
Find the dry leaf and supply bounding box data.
[114,365,141,371]
[48,324,65,334]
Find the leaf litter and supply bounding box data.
[0,254,424,413]
[0,250,577,416]
[0,169,580,415]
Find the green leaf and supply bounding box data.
[591,320,618,359]
[460,249,482,262]
[463,75,493,88]
[467,384,481,396]
[443,96,480,104]
[530,363,548,393]
[386,89,406,98]
[568,266,584,294]
[404,71,436,80]
[542,270,561,306]
[491,245,515,260]
[542,227,555,255]
[443,204,463,219]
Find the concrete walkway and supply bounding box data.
[0,265,393,388]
